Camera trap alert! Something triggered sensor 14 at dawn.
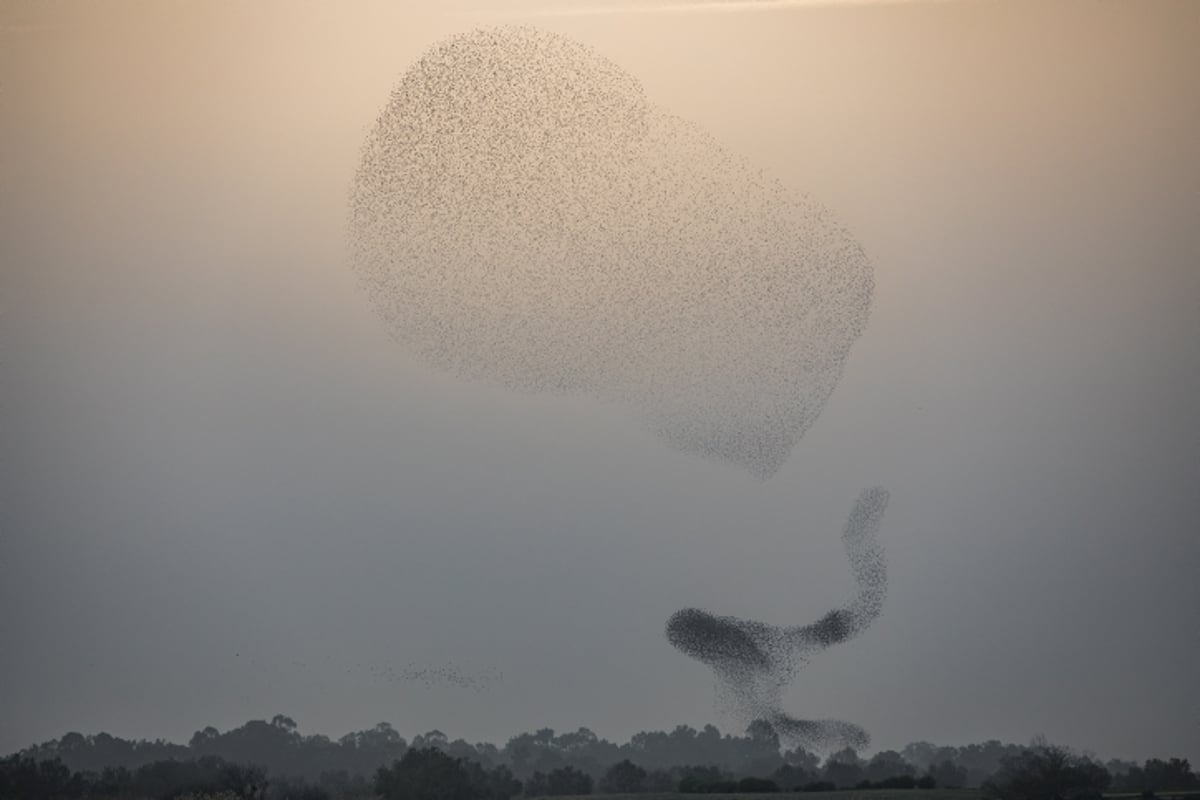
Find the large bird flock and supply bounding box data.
[349,26,887,752]
[349,26,874,480]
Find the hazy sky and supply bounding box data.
[2,0,1198,764]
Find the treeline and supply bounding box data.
[12,716,1000,785]
[8,716,1198,800]
[5,744,1200,800]
[0,752,338,800]
[0,749,947,800]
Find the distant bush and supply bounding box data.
[982,742,1110,800]
[929,760,968,789]
[771,763,816,791]
[801,780,836,792]
[600,760,646,794]
[678,774,738,794]
[0,753,269,800]
[678,777,738,793]
[644,769,676,793]
[1112,759,1200,794]
[736,776,779,793]
[677,766,734,794]
[375,747,518,800]
[265,775,331,800]
[0,756,85,799]
[527,765,593,796]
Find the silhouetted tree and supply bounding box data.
[0,755,85,799]
[982,741,1110,800]
[336,722,409,778]
[374,747,519,800]
[736,776,779,793]
[863,750,915,784]
[781,747,821,773]
[677,765,734,794]
[822,749,864,788]
[644,769,676,793]
[600,760,646,794]
[376,748,475,800]
[1112,758,1200,794]
[771,763,816,791]
[929,759,969,789]
[465,760,522,800]
[132,755,267,799]
[525,765,593,796]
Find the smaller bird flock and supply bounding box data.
[232,652,502,693]
[666,487,889,750]
[370,662,503,692]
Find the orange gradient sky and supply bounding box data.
[2,0,1198,764]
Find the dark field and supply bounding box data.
[529,791,981,800]
[536,792,1200,800]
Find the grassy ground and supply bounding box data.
[538,791,1200,800]
[541,792,981,800]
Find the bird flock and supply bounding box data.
[235,652,503,693]
[349,26,874,481]
[349,26,887,752]
[371,662,503,692]
[666,487,888,749]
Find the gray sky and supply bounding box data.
[2,0,1198,764]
